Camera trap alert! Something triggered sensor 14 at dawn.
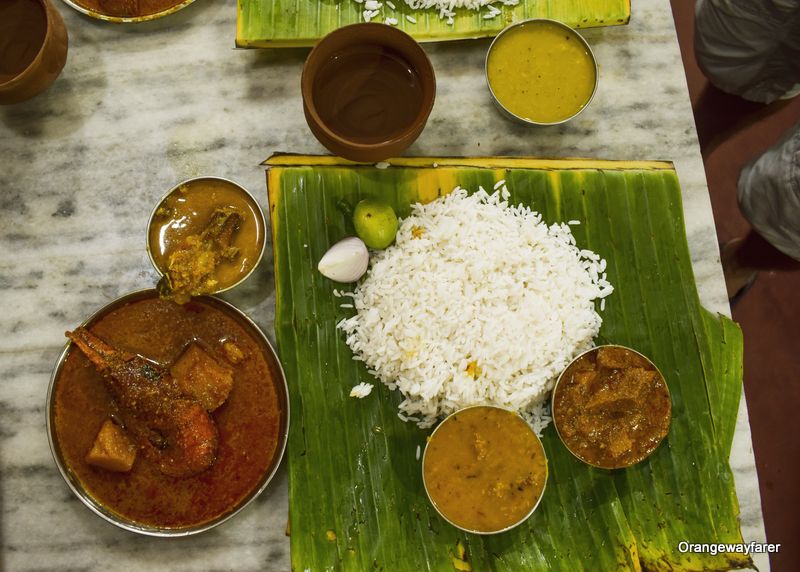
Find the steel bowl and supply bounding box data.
[485,18,599,126]
[59,0,196,23]
[421,404,548,535]
[46,289,290,536]
[551,344,672,469]
[146,176,266,297]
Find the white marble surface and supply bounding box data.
[0,0,767,569]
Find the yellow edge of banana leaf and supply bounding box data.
[263,153,674,171]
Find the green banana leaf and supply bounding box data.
[237,0,630,48]
[265,155,751,571]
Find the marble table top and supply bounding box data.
[0,0,767,569]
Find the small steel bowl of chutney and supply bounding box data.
[301,23,436,163]
[422,405,548,534]
[552,345,672,469]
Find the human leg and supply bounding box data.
[737,122,800,261]
[694,0,800,104]
[721,122,800,299]
[721,231,800,299]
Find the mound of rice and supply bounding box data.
[338,184,613,431]
[359,0,517,26]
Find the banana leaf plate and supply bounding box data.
[265,155,751,571]
[237,0,631,48]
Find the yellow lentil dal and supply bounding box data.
[423,406,547,533]
[487,20,596,124]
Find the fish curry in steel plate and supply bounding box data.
[51,294,286,529]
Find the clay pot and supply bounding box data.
[0,0,68,105]
[301,23,436,163]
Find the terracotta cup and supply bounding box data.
[0,0,68,105]
[301,23,436,163]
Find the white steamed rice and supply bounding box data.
[338,185,613,431]
[349,382,374,398]
[362,0,519,25]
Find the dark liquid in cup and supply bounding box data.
[0,0,48,84]
[312,44,424,144]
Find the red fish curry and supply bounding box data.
[52,295,285,529]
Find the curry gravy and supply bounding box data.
[148,178,264,295]
[553,346,671,469]
[53,296,284,529]
[423,406,547,533]
[312,44,424,144]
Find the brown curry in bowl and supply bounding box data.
[552,345,671,469]
[147,177,266,305]
[422,405,548,534]
[48,290,289,533]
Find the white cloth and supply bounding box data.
[695,0,800,104]
[738,123,800,261]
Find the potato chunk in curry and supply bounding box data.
[86,420,137,473]
[170,343,235,412]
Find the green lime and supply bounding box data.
[353,199,398,250]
